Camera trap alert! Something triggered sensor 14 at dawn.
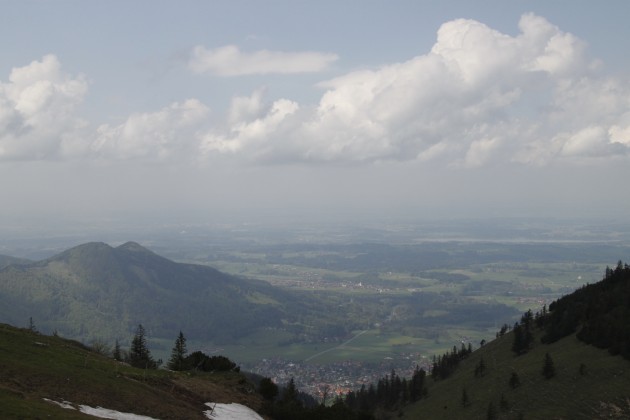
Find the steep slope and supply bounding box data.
[0,323,265,419]
[401,329,630,419]
[0,242,287,344]
[399,263,630,419]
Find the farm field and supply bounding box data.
[156,233,627,395]
[169,238,628,368]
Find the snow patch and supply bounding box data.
[204,402,263,420]
[43,398,76,410]
[43,398,263,420]
[78,405,159,419]
[43,398,158,419]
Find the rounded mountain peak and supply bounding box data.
[117,241,149,253]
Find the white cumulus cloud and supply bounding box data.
[93,99,210,160]
[201,13,630,166]
[609,123,630,146]
[3,14,629,168]
[200,91,299,158]
[0,54,87,160]
[189,45,338,76]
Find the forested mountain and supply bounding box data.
[0,254,30,269]
[1,241,518,354]
[542,261,630,358]
[392,262,630,419]
[0,242,288,343]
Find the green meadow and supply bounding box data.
[183,241,624,367]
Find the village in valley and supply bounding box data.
[244,352,434,401]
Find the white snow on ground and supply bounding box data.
[78,405,159,419]
[43,398,263,420]
[204,402,264,420]
[44,398,158,419]
[43,398,76,409]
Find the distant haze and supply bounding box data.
[1,1,629,231]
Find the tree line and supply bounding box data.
[343,366,428,413]
[503,261,630,360]
[542,260,630,359]
[111,325,240,373]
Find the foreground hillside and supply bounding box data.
[398,262,630,419]
[400,329,630,419]
[0,323,265,419]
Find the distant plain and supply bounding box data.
[1,218,628,367]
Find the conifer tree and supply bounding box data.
[282,377,300,405]
[167,331,187,371]
[28,317,38,333]
[509,371,521,389]
[487,401,498,420]
[259,377,279,401]
[542,352,556,379]
[461,388,470,407]
[512,317,534,355]
[128,324,157,369]
[475,357,487,377]
[410,366,427,402]
[512,322,524,354]
[579,363,587,376]
[499,393,509,412]
[113,339,122,361]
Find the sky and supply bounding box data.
[1,0,630,231]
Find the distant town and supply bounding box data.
[243,353,433,401]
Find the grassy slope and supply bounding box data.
[402,329,630,419]
[0,323,265,419]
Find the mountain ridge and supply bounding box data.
[0,254,31,269]
[0,241,287,343]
